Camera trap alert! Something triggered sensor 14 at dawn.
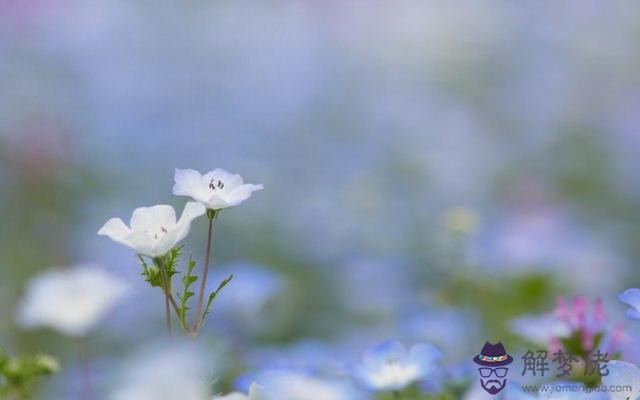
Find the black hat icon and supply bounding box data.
[473,342,513,367]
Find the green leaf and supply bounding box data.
[164,245,183,279]
[200,274,234,328]
[138,255,162,287]
[176,252,197,329]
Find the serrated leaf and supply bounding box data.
[176,252,198,329]
[138,255,162,287]
[199,274,234,328]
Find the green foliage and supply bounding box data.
[164,245,183,280]
[176,253,198,329]
[556,330,617,388]
[0,349,59,399]
[442,271,559,341]
[200,274,234,328]
[138,246,183,288]
[138,255,162,287]
[137,245,234,335]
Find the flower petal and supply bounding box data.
[173,168,207,201]
[130,205,176,231]
[124,231,159,256]
[98,218,132,244]
[363,340,407,365]
[226,183,264,206]
[176,201,206,227]
[202,168,244,191]
[408,343,441,374]
[619,288,640,314]
[158,202,206,251]
[205,195,232,210]
[602,360,640,400]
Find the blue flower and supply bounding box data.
[618,288,640,320]
[349,340,441,392]
[602,360,640,400]
[239,368,366,400]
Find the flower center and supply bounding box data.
[150,226,168,240]
[209,179,224,190]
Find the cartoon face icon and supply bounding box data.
[473,342,513,395]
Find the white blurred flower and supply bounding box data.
[509,313,571,344]
[601,360,640,400]
[173,168,263,210]
[18,266,128,337]
[251,370,362,400]
[98,202,205,257]
[111,344,210,400]
[212,384,264,400]
[349,340,441,392]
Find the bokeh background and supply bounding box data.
[2,1,640,398]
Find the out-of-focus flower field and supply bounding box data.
[2,1,640,399]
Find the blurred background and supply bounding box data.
[2,0,640,398]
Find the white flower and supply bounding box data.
[112,344,210,400]
[250,370,363,400]
[18,266,128,337]
[212,384,265,400]
[509,313,571,344]
[98,202,205,257]
[602,360,640,400]
[173,168,263,210]
[349,340,441,392]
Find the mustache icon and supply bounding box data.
[483,379,502,388]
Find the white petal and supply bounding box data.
[98,218,132,246]
[98,217,130,239]
[173,168,207,200]
[130,205,176,231]
[205,195,232,210]
[247,383,266,400]
[203,168,244,191]
[176,201,206,227]
[155,202,206,254]
[226,184,264,206]
[602,360,640,400]
[213,393,249,400]
[124,231,159,257]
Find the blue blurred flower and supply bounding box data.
[211,262,285,318]
[400,307,481,361]
[349,340,441,392]
[238,368,365,400]
[602,360,640,400]
[245,340,351,375]
[618,288,640,320]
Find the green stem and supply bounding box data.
[192,210,217,333]
[155,258,173,336]
[392,390,402,400]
